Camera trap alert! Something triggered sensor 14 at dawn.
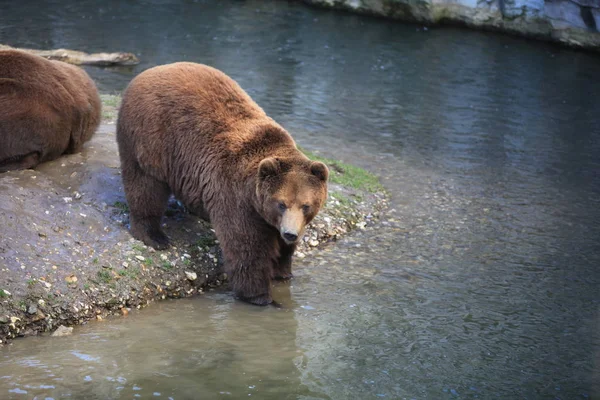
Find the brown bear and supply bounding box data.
[0,49,101,172]
[116,62,329,305]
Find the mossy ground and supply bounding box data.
[301,149,384,193]
[100,94,122,122]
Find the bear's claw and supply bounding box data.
[136,230,170,250]
[273,272,293,281]
[239,293,273,306]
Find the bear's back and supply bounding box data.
[0,50,78,119]
[120,63,267,135]
[0,50,101,161]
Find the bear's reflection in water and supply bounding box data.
[0,283,329,399]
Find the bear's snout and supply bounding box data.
[282,231,298,243]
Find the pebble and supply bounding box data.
[185,271,197,281]
[135,255,145,261]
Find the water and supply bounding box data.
[1,0,600,398]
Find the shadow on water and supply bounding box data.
[1,0,599,398]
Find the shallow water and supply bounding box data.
[1,0,600,398]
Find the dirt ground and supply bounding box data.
[0,124,387,344]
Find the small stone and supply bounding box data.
[183,253,191,259]
[296,252,306,259]
[135,255,145,261]
[73,191,82,199]
[52,325,73,337]
[62,197,73,203]
[65,275,78,284]
[27,305,38,315]
[309,240,319,247]
[185,271,197,281]
[38,299,45,306]
[121,308,129,316]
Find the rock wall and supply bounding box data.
[299,0,600,50]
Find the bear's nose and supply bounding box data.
[283,232,298,242]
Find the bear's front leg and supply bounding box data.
[273,239,295,280]
[215,219,276,306]
[227,252,274,305]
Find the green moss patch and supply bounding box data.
[100,94,122,122]
[302,148,384,193]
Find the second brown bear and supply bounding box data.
[116,62,329,305]
[0,50,101,172]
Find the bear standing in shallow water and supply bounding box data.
[116,63,328,305]
[0,50,101,172]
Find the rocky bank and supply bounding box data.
[300,0,600,51]
[0,99,387,344]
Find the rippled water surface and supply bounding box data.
[1,0,600,398]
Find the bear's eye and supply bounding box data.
[302,205,311,214]
[278,202,287,212]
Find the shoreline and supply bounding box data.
[298,0,600,53]
[0,96,388,344]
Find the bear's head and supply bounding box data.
[256,156,329,245]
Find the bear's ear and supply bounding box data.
[258,157,280,181]
[310,161,329,182]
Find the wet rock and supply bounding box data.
[301,0,600,51]
[51,325,73,337]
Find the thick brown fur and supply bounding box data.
[116,62,329,305]
[0,50,101,172]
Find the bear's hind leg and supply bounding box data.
[0,152,40,173]
[122,160,171,250]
